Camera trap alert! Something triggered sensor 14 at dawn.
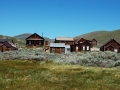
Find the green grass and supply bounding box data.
[74,29,120,46]
[0,60,120,90]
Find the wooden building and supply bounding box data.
[71,40,91,52]
[74,38,97,47]
[54,37,74,45]
[91,39,97,46]
[0,44,4,52]
[0,39,17,52]
[100,39,120,53]
[74,38,86,44]
[26,33,45,48]
[50,43,70,54]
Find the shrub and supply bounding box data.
[0,49,120,68]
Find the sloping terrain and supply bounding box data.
[74,29,120,46]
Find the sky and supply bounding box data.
[0,0,120,39]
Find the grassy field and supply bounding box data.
[0,60,120,90]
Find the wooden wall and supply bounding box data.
[50,47,65,53]
[26,40,44,48]
[100,39,120,53]
[71,42,91,52]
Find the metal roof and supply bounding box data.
[50,43,65,47]
[56,37,73,41]
[50,43,70,48]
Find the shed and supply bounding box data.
[50,43,70,54]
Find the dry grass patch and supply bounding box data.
[0,60,120,90]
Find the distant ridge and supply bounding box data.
[14,33,32,41]
[74,29,120,46]
[1,29,120,47]
[14,33,54,43]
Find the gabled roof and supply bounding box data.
[71,40,91,46]
[55,37,73,41]
[106,45,114,48]
[92,38,97,41]
[75,38,86,43]
[74,38,92,44]
[26,33,44,40]
[0,39,13,42]
[101,39,120,47]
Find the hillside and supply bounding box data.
[14,33,32,41]
[14,33,54,43]
[74,29,120,46]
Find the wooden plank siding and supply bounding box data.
[26,33,45,48]
[100,39,120,53]
[50,47,65,53]
[55,40,74,45]
[71,41,91,52]
[74,38,97,47]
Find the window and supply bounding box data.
[67,48,70,51]
[87,46,89,50]
[39,41,41,45]
[114,49,118,52]
[76,46,78,49]
[29,41,31,45]
[82,46,85,50]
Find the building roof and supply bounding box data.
[50,43,70,48]
[74,38,86,44]
[55,37,73,41]
[50,43,65,47]
[26,33,44,40]
[27,38,44,40]
[101,39,120,47]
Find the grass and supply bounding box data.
[0,60,120,90]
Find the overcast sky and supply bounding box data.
[0,0,120,39]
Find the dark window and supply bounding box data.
[67,48,70,51]
[29,41,31,45]
[39,41,41,45]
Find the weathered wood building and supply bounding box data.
[0,39,17,52]
[91,39,97,47]
[74,38,86,44]
[100,39,120,53]
[74,38,97,47]
[26,33,45,48]
[71,40,91,52]
[50,43,70,54]
[54,37,74,45]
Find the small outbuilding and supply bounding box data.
[50,43,70,54]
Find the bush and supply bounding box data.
[0,49,120,68]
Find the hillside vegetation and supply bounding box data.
[74,29,120,46]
